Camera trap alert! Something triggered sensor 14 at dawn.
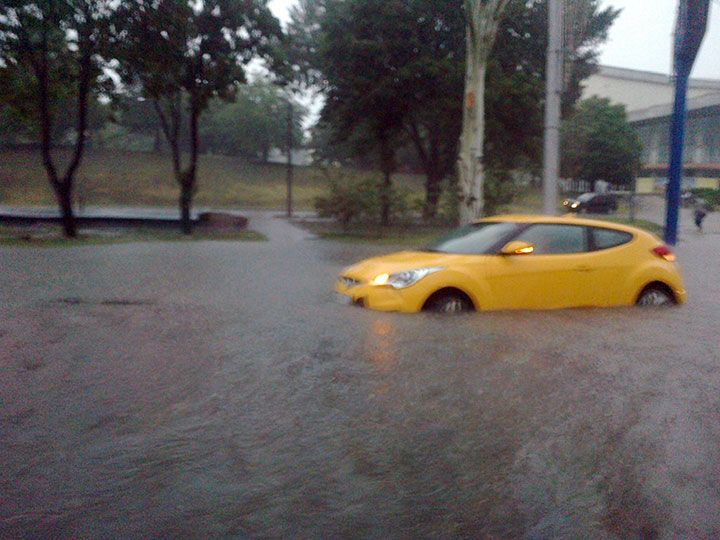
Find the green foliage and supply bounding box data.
[114,97,161,135]
[561,97,642,187]
[315,179,367,230]
[284,0,327,88]
[315,174,411,229]
[115,0,281,109]
[484,170,518,216]
[294,0,618,219]
[690,188,720,211]
[201,82,305,160]
[486,0,620,170]
[437,179,460,225]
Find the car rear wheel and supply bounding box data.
[636,285,675,307]
[425,291,474,314]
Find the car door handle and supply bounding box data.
[574,265,593,272]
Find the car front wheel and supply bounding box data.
[636,286,676,307]
[425,291,474,314]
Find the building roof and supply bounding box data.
[595,65,720,92]
[628,92,720,123]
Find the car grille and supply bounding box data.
[340,276,361,288]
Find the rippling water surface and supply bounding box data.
[2,216,719,537]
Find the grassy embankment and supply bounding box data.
[1,148,661,247]
[0,147,425,210]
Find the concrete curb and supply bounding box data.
[0,214,196,229]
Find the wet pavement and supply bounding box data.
[1,211,720,538]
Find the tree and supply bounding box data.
[485,0,619,172]
[0,0,112,237]
[201,82,304,161]
[562,0,619,110]
[561,97,641,189]
[400,0,465,219]
[115,0,281,234]
[284,0,326,89]
[114,97,164,152]
[293,0,617,220]
[457,0,511,224]
[318,0,414,226]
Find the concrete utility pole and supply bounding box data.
[543,0,563,215]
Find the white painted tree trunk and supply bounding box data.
[457,0,510,224]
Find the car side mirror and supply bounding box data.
[500,240,535,255]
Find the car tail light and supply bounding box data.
[652,245,676,262]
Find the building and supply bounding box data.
[582,65,720,193]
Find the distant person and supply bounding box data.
[694,199,708,232]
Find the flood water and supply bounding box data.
[2,213,719,537]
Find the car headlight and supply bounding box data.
[371,267,443,289]
[570,202,579,209]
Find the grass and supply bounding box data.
[0,148,664,243]
[0,147,425,210]
[301,220,453,247]
[0,225,266,248]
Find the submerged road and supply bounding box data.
[1,212,719,538]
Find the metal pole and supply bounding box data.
[664,62,689,245]
[286,100,293,218]
[543,0,563,215]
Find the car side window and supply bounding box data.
[514,224,588,255]
[592,228,633,250]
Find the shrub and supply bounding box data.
[315,180,366,230]
[437,178,460,226]
[315,177,412,229]
[484,169,518,216]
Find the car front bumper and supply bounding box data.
[334,280,423,312]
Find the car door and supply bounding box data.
[483,223,595,309]
[580,226,636,306]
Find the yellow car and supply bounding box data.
[335,215,687,313]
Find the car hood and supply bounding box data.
[341,250,477,282]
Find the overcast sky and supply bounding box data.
[267,0,720,79]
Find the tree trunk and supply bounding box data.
[179,188,192,235]
[423,170,442,220]
[56,184,77,238]
[406,121,443,221]
[177,97,201,235]
[380,169,392,226]
[153,126,162,153]
[457,0,510,225]
[378,134,395,227]
[457,37,486,224]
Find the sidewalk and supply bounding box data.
[634,195,720,239]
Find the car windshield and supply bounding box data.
[577,193,595,202]
[424,221,520,255]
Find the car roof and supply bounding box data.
[475,214,645,235]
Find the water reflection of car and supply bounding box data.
[335,215,686,313]
[563,193,618,214]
